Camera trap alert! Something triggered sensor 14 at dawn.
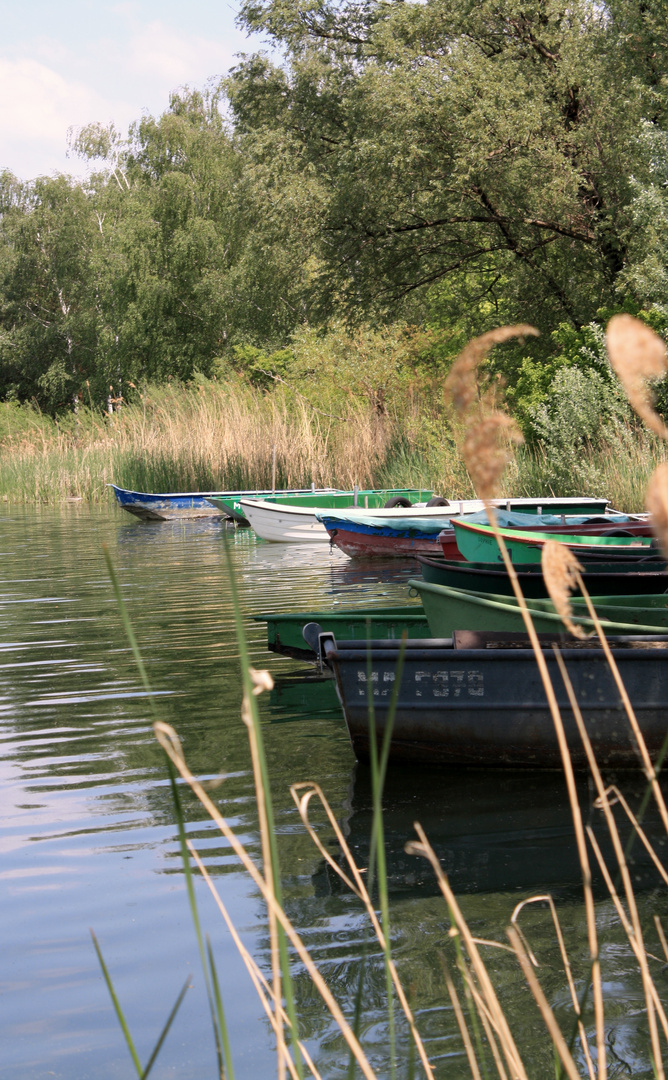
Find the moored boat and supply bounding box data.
[452,518,658,564]
[239,489,435,542]
[109,483,334,522]
[254,604,428,659]
[408,579,668,637]
[417,555,668,597]
[312,629,668,767]
[438,513,650,560]
[207,487,426,525]
[320,506,647,560]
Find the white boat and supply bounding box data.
[240,496,611,543]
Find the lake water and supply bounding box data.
[1,506,666,1079]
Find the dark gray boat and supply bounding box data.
[304,625,668,768]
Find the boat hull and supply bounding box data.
[324,526,446,559]
[409,579,668,636]
[417,555,668,597]
[110,484,330,522]
[110,485,233,521]
[452,519,656,563]
[254,605,428,659]
[439,519,652,560]
[321,636,668,767]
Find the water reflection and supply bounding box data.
[1,506,666,1079]
[311,765,668,899]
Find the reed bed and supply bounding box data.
[511,428,668,513]
[3,376,664,510]
[0,382,459,503]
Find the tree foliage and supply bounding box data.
[2,2,668,416]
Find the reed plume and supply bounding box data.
[606,314,668,439]
[444,325,538,416]
[646,463,668,558]
[461,414,524,500]
[540,541,588,639]
[444,325,537,501]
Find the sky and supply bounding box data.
[0,0,266,180]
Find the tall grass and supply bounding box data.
[1,377,667,510]
[0,382,450,503]
[511,428,668,513]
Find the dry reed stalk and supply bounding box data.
[540,541,588,639]
[473,995,509,1080]
[455,954,511,1080]
[596,785,668,890]
[586,830,668,971]
[606,315,668,440]
[473,524,607,1078]
[289,782,435,1080]
[655,918,668,963]
[444,326,539,416]
[453,954,511,1080]
[585,829,668,1060]
[552,648,667,1079]
[573,573,668,837]
[510,896,595,1080]
[443,967,483,1080]
[152,721,380,1080]
[460,415,524,500]
[241,670,286,1080]
[646,463,668,558]
[187,842,323,1080]
[505,928,582,1080]
[406,824,529,1080]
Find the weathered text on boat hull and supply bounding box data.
[319,636,668,768]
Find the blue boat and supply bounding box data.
[108,484,332,521]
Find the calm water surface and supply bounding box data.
[1,506,666,1079]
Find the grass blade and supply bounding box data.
[90,929,143,1078]
[102,545,158,718]
[207,936,236,1080]
[168,758,227,1077]
[103,546,227,1077]
[221,533,303,1079]
[142,975,192,1079]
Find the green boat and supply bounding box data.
[210,488,432,524]
[254,605,428,659]
[408,579,668,637]
[452,518,656,564]
[417,556,668,597]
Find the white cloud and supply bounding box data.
[0,57,127,178]
[127,20,237,84]
[0,11,253,179]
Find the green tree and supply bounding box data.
[228,0,665,334]
[0,172,102,410]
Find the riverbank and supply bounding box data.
[1,381,664,511]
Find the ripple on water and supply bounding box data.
[1,506,665,1079]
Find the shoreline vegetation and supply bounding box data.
[1,375,667,513]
